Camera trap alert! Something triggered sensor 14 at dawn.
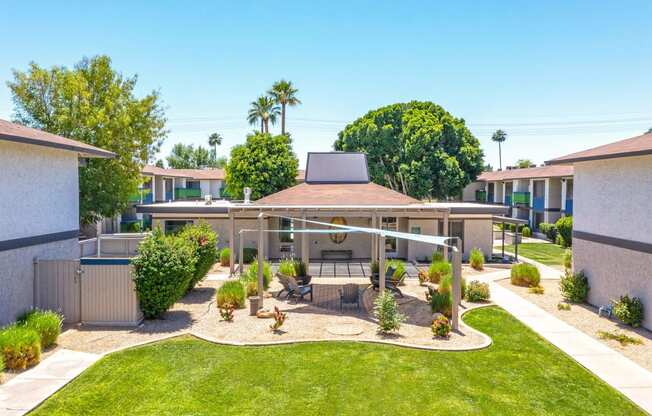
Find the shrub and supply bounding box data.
[179,223,219,289]
[293,260,308,277]
[528,285,545,294]
[428,261,451,283]
[374,290,405,333]
[17,309,62,349]
[387,259,406,283]
[219,248,231,266]
[439,274,467,298]
[418,269,429,285]
[563,249,573,272]
[370,260,379,275]
[131,229,197,318]
[240,258,272,292]
[555,216,573,247]
[431,251,445,263]
[510,263,541,287]
[521,226,532,237]
[216,281,245,309]
[557,302,571,311]
[613,295,644,327]
[242,248,258,264]
[539,222,557,241]
[465,280,490,302]
[219,304,235,321]
[0,326,41,370]
[244,281,258,297]
[426,287,452,317]
[431,315,452,338]
[278,258,296,276]
[597,330,643,347]
[559,270,589,302]
[0,352,3,374]
[469,248,484,271]
[270,306,287,331]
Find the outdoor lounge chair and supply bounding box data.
[370,266,404,297]
[287,276,313,301]
[339,284,360,310]
[276,273,292,298]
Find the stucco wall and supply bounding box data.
[0,141,79,240]
[462,181,484,202]
[407,218,438,261]
[306,217,373,259]
[0,238,79,325]
[574,156,652,243]
[463,219,493,260]
[574,238,651,330]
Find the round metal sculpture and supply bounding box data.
[329,217,348,244]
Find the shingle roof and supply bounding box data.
[547,132,652,164]
[477,165,573,181]
[254,182,419,205]
[0,119,115,158]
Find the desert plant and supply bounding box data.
[431,315,452,338]
[559,270,589,302]
[563,249,573,272]
[510,263,541,287]
[374,290,405,333]
[439,274,467,298]
[465,280,490,302]
[242,247,258,263]
[418,269,429,286]
[538,222,558,241]
[370,260,379,275]
[244,281,258,297]
[179,223,219,289]
[219,248,231,266]
[428,261,451,283]
[597,330,643,347]
[555,216,573,247]
[386,259,406,283]
[613,295,644,327]
[216,281,245,309]
[528,285,545,294]
[278,258,296,276]
[240,258,272,291]
[17,309,62,348]
[293,259,308,277]
[270,306,287,331]
[469,248,484,271]
[426,287,452,317]
[557,302,571,311]
[219,304,235,321]
[431,251,445,263]
[0,326,41,370]
[521,226,532,237]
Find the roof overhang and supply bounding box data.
[0,133,115,158]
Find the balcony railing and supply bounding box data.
[565,199,573,215]
[175,187,202,200]
[128,188,152,204]
[512,192,530,206]
[475,190,487,202]
[533,196,545,211]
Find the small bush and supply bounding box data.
[220,248,231,266]
[374,291,405,333]
[240,258,272,294]
[559,270,589,302]
[387,259,406,283]
[439,274,467,298]
[278,258,296,276]
[427,287,452,317]
[179,223,219,290]
[613,295,644,327]
[431,251,445,263]
[597,330,643,347]
[0,326,41,370]
[465,280,490,302]
[219,304,235,321]
[557,302,571,311]
[469,248,484,271]
[563,249,572,272]
[244,281,258,297]
[17,309,63,348]
[555,216,573,247]
[528,285,545,295]
[431,315,452,338]
[0,352,4,374]
[510,263,541,287]
[216,281,245,309]
[370,260,379,275]
[539,222,557,241]
[418,269,429,285]
[428,261,451,283]
[521,226,532,237]
[242,248,258,264]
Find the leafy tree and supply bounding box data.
[155,159,165,168]
[247,96,280,133]
[646,127,652,134]
[516,159,533,168]
[491,130,507,170]
[8,55,166,224]
[225,132,298,200]
[166,143,225,169]
[334,101,484,200]
[484,163,494,172]
[268,80,301,135]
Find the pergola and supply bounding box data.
[492,215,529,262]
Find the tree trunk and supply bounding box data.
[498,142,502,170]
[264,119,269,133]
[260,119,264,133]
[281,103,286,135]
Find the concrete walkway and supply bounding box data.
[0,349,100,415]
[478,269,652,414]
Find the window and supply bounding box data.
[186,180,200,189]
[164,220,193,234]
[439,220,465,252]
[382,217,398,255]
[279,218,294,243]
[411,226,421,235]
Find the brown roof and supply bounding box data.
[255,182,420,205]
[547,132,652,165]
[477,165,573,181]
[0,119,115,158]
[142,165,225,180]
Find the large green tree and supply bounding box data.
[166,143,226,169]
[334,101,484,200]
[8,56,166,224]
[225,133,298,200]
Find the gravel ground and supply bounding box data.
[498,278,652,371]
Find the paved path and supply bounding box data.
[0,349,101,415]
[478,269,652,414]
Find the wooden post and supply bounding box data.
[442,210,449,261]
[451,237,462,331]
[301,214,309,269]
[257,213,265,309]
[239,231,244,275]
[379,234,386,292]
[377,215,383,263]
[229,212,235,276]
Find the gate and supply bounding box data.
[34,259,81,323]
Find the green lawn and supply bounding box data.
[499,242,567,266]
[32,307,642,416]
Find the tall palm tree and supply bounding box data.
[208,132,223,159]
[491,129,508,170]
[268,79,301,135]
[247,96,280,133]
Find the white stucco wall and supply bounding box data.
[0,141,79,240]
[462,181,484,202]
[463,219,493,260]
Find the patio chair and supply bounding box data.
[287,276,313,302]
[339,284,360,310]
[370,266,404,297]
[276,273,292,298]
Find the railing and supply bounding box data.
[175,187,202,200]
[127,188,152,204]
[512,192,530,206]
[533,196,545,211]
[475,190,487,202]
[504,195,512,206]
[565,199,573,215]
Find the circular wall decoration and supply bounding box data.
[329,217,348,244]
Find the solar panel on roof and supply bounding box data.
[305,152,370,183]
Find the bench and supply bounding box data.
[321,249,353,260]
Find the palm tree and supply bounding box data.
[491,129,508,170]
[247,96,280,133]
[208,133,223,160]
[268,80,301,135]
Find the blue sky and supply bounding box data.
[1,1,651,168]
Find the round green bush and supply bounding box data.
[216,280,245,309]
[240,258,272,291]
[563,249,573,271]
[431,251,445,263]
[613,295,644,327]
[428,261,451,283]
[438,274,467,298]
[555,216,573,247]
[521,226,532,237]
[469,248,484,271]
[18,309,62,348]
[427,287,452,317]
[559,270,589,302]
[179,223,218,290]
[0,326,41,370]
[278,258,296,276]
[510,263,541,287]
[220,248,231,266]
[465,280,490,302]
[431,315,451,338]
[242,248,258,264]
